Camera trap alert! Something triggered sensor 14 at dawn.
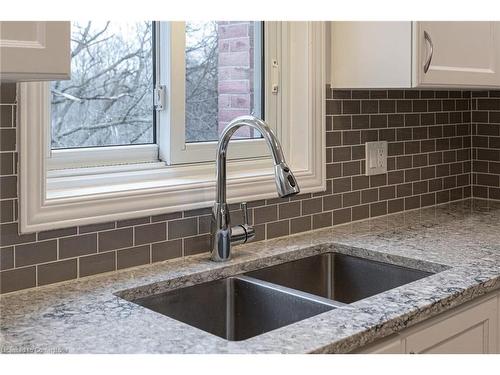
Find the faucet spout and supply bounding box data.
[211,116,300,262]
[215,116,300,204]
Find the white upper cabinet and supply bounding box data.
[331,21,500,89]
[331,22,412,88]
[0,21,70,81]
[415,22,500,87]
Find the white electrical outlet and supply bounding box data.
[365,141,387,176]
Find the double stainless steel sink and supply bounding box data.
[134,275,339,341]
[130,252,434,341]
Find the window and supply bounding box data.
[157,21,270,164]
[48,21,267,169]
[19,22,325,233]
[51,21,154,149]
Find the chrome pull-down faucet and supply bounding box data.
[210,116,300,262]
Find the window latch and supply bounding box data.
[154,85,166,111]
[271,59,279,94]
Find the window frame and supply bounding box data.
[48,20,158,170]
[47,144,158,170]
[49,21,273,170]
[18,21,326,233]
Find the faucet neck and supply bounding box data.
[211,116,299,262]
[215,116,286,204]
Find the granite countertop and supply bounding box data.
[1,198,500,354]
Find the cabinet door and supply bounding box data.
[415,22,500,88]
[330,22,412,88]
[357,335,404,354]
[0,21,70,81]
[405,297,498,354]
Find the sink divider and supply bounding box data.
[233,275,347,309]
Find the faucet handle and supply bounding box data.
[240,202,250,226]
[240,202,255,243]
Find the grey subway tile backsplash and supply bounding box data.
[79,251,116,277]
[253,205,278,225]
[38,226,77,241]
[0,152,14,175]
[0,246,14,270]
[151,239,182,263]
[134,222,167,245]
[116,245,150,270]
[79,221,116,234]
[0,200,14,223]
[98,228,133,252]
[301,197,322,215]
[278,201,301,220]
[0,176,17,199]
[2,82,500,293]
[312,212,333,229]
[0,105,14,127]
[266,220,289,239]
[59,234,97,259]
[332,208,351,225]
[168,217,197,239]
[0,222,37,247]
[351,204,370,221]
[151,212,182,222]
[117,217,150,228]
[0,128,16,151]
[15,240,57,267]
[37,259,77,286]
[183,234,210,256]
[472,92,500,200]
[290,216,312,234]
[0,266,36,293]
[198,215,211,234]
[0,84,16,103]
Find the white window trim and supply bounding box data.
[18,21,326,233]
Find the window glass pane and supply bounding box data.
[185,21,263,143]
[51,21,153,149]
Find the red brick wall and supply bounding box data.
[217,21,255,138]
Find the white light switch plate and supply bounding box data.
[365,141,387,176]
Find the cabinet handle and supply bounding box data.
[423,30,433,74]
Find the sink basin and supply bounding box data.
[132,275,337,341]
[127,251,435,341]
[245,253,434,304]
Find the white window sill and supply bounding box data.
[46,158,285,201]
[36,155,324,231]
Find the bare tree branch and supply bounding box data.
[51,21,154,148]
[51,21,226,148]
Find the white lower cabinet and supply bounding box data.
[357,336,404,354]
[357,291,499,354]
